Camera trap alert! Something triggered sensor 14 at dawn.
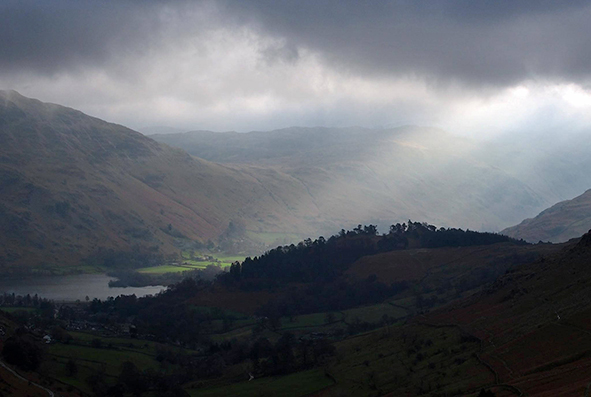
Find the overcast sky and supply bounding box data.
[2,0,591,137]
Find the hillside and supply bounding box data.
[420,230,591,395]
[3,223,587,396]
[151,127,562,232]
[200,221,591,395]
[0,91,324,272]
[311,230,591,395]
[502,189,591,242]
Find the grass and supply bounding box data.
[188,369,333,397]
[136,264,202,274]
[47,343,158,377]
[48,330,334,396]
[326,322,490,396]
[180,251,246,267]
[210,325,254,342]
[0,307,38,313]
[341,303,408,324]
[67,332,162,354]
[44,356,105,394]
[43,331,191,394]
[280,312,334,330]
[275,301,408,333]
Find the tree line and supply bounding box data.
[221,221,525,286]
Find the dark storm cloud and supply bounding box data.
[0,0,167,75]
[2,0,591,87]
[223,0,591,87]
[2,0,591,134]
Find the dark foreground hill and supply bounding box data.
[323,230,591,396]
[0,91,325,272]
[3,224,589,396]
[420,230,591,395]
[502,188,591,243]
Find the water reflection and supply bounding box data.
[0,274,165,301]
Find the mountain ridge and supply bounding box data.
[502,188,591,242]
[0,91,324,272]
[151,125,553,232]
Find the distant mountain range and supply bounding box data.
[139,126,188,135]
[151,127,591,233]
[502,189,591,242]
[2,91,590,271]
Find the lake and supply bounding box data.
[0,274,166,301]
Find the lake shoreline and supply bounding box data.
[0,273,166,302]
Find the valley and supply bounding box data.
[1,94,590,396]
[3,2,591,396]
[0,91,321,273]
[2,224,590,396]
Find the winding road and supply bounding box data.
[0,359,54,397]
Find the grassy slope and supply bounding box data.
[0,312,65,397]
[402,234,591,395]
[7,237,584,396]
[347,242,562,285]
[188,239,587,396]
[502,188,591,243]
[243,236,590,396]
[188,369,333,397]
[42,331,187,395]
[0,91,323,273]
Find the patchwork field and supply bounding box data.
[41,331,188,395]
[187,369,333,397]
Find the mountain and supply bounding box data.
[3,91,588,272]
[0,91,323,272]
[419,231,591,395]
[502,189,591,242]
[151,127,552,232]
[323,230,591,396]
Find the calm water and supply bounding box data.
[0,274,166,301]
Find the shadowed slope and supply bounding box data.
[0,91,320,272]
[421,231,591,395]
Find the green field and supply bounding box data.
[43,331,189,394]
[67,331,176,355]
[275,301,408,333]
[341,302,408,324]
[0,307,38,313]
[136,264,205,274]
[179,252,247,267]
[188,369,333,397]
[210,325,255,342]
[324,321,489,395]
[48,343,158,376]
[45,331,334,396]
[280,312,337,330]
